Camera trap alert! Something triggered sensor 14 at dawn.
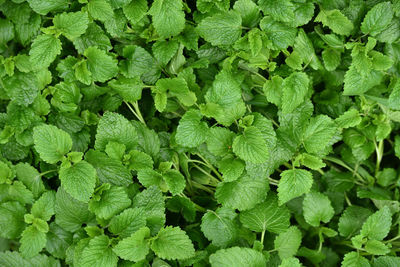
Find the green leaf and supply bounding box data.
[338,206,372,238]
[209,247,266,267]
[89,185,131,220]
[27,0,68,15]
[335,109,362,128]
[217,156,245,182]
[175,109,209,148]
[15,163,45,198]
[281,72,310,114]
[233,0,260,28]
[53,11,89,40]
[197,11,242,46]
[29,34,62,69]
[240,194,290,233]
[207,127,235,157]
[278,169,313,205]
[322,48,341,71]
[343,66,383,95]
[163,170,186,195]
[55,187,93,232]
[85,149,132,186]
[364,240,390,255]
[84,47,118,82]
[155,77,196,107]
[203,70,246,126]
[87,0,113,22]
[303,191,334,227]
[95,112,137,151]
[259,16,297,50]
[361,2,393,36]
[33,124,72,164]
[0,201,26,239]
[123,0,148,24]
[341,252,370,267]
[149,0,185,38]
[19,225,47,258]
[73,22,112,54]
[201,207,238,247]
[59,160,96,203]
[109,208,147,238]
[274,226,302,259]
[79,235,118,267]
[280,258,302,267]
[315,9,353,36]
[258,0,294,23]
[232,126,269,164]
[151,226,195,260]
[132,186,165,235]
[360,206,392,241]
[113,227,150,262]
[2,71,39,106]
[303,115,336,154]
[31,191,56,221]
[152,40,179,66]
[216,175,268,211]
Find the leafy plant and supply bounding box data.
[1,0,400,266]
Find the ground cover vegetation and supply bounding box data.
[1,0,400,266]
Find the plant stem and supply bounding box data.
[132,101,146,125]
[261,230,266,244]
[374,139,384,177]
[40,169,57,177]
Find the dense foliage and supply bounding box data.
[2,0,400,266]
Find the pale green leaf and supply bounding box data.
[278,169,313,205]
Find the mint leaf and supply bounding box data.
[360,206,392,241]
[151,226,195,260]
[315,9,353,36]
[109,208,146,238]
[281,72,309,114]
[53,11,89,40]
[274,226,302,259]
[88,185,131,220]
[33,125,72,164]
[113,227,150,262]
[232,126,269,164]
[55,187,93,232]
[197,11,242,46]
[303,192,335,227]
[29,34,61,69]
[176,110,209,148]
[84,47,118,82]
[59,161,96,203]
[149,0,185,38]
[79,235,118,267]
[209,247,266,267]
[240,194,290,233]
[361,2,393,36]
[19,225,47,258]
[201,207,238,247]
[95,112,137,151]
[278,169,313,205]
[216,175,268,211]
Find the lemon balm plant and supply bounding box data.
[1,0,400,266]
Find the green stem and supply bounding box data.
[374,139,384,177]
[192,164,219,186]
[318,229,324,252]
[132,101,146,125]
[196,154,223,180]
[261,230,266,244]
[323,156,367,184]
[40,169,57,177]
